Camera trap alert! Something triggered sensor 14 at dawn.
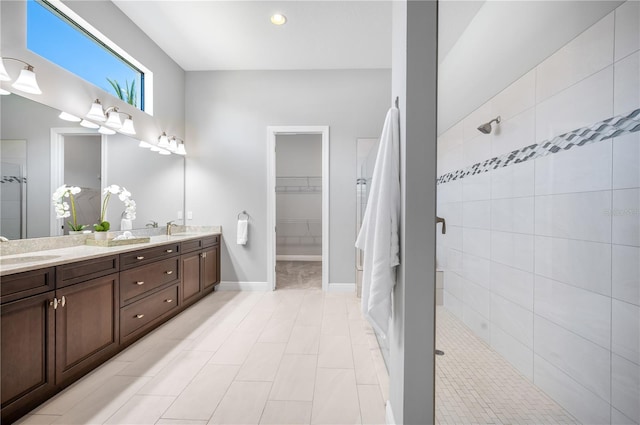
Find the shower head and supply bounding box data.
[477,116,501,134]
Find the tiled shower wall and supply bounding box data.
[436,3,640,424]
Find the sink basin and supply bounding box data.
[171,233,200,237]
[1,255,61,265]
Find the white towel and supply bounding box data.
[237,219,248,245]
[355,107,400,339]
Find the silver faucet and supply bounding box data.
[146,220,158,228]
[166,221,177,236]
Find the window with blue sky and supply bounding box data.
[27,0,145,110]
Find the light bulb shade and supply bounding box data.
[98,126,116,135]
[59,111,81,122]
[176,143,187,156]
[104,112,122,129]
[138,140,153,148]
[86,100,106,122]
[168,137,178,152]
[158,133,170,148]
[120,117,136,135]
[0,88,10,95]
[158,148,171,155]
[12,67,42,94]
[0,60,10,81]
[80,119,100,129]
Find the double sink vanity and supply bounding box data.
[0,229,221,424]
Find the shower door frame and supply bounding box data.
[266,126,330,291]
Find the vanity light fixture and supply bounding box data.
[80,119,100,129]
[58,111,81,122]
[98,126,116,135]
[104,108,123,129]
[168,136,178,152]
[120,116,136,135]
[158,132,170,149]
[270,13,287,25]
[175,140,187,156]
[86,99,106,122]
[0,57,42,95]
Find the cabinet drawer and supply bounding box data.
[120,285,178,339]
[57,256,118,288]
[120,258,179,305]
[120,244,180,270]
[202,235,219,247]
[1,267,55,304]
[181,239,204,254]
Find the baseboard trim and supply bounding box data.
[385,400,396,425]
[276,255,322,262]
[327,282,356,293]
[217,281,269,291]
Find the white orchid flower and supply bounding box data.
[70,186,81,195]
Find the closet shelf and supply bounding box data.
[276,176,322,194]
[276,218,322,246]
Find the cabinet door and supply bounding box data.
[1,292,55,423]
[202,246,219,290]
[181,252,201,304]
[55,274,119,385]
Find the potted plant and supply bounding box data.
[52,184,88,234]
[94,184,136,240]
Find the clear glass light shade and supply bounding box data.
[120,117,136,135]
[80,119,100,129]
[158,133,170,148]
[0,60,10,81]
[175,143,187,156]
[138,140,153,148]
[59,111,81,122]
[0,88,10,95]
[98,126,116,135]
[12,67,42,95]
[158,148,171,155]
[86,100,106,122]
[104,112,122,129]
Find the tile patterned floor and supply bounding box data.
[435,307,579,425]
[17,288,387,425]
[276,261,322,290]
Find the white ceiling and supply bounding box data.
[112,1,393,71]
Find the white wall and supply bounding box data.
[185,69,390,285]
[438,3,640,423]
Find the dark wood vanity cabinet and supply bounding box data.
[1,291,56,424]
[180,236,220,306]
[0,235,220,424]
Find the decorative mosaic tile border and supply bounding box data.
[437,108,640,185]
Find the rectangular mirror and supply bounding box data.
[0,93,185,239]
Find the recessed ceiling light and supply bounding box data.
[270,13,287,26]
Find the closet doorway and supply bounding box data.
[266,126,329,291]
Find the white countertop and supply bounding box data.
[0,232,220,276]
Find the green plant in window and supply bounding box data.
[106,78,137,107]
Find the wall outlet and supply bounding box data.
[187,211,193,220]
[177,211,183,220]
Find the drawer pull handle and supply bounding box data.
[166,249,173,253]
[50,298,58,309]
[166,270,173,275]
[135,281,145,285]
[135,314,144,319]
[165,299,174,303]
[136,256,145,260]
[60,296,66,307]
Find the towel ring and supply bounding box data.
[237,210,250,220]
